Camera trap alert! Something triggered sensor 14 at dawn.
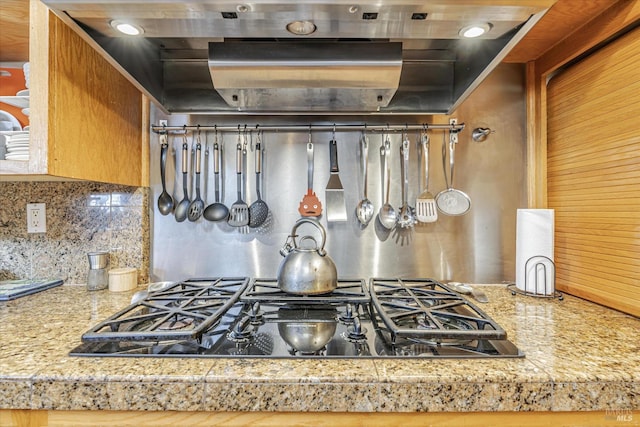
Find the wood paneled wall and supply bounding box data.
[546,26,640,316]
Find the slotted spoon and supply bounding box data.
[415,130,438,223]
[397,132,416,229]
[187,131,204,221]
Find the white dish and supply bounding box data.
[0,111,21,131]
[0,130,28,136]
[0,96,29,109]
[7,148,29,154]
[16,89,29,97]
[6,141,29,147]
[5,154,28,160]
[6,135,29,143]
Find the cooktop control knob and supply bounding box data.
[339,303,357,323]
[227,316,253,342]
[249,302,264,324]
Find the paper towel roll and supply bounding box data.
[515,209,555,295]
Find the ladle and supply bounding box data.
[187,130,205,221]
[174,135,191,222]
[377,133,397,230]
[203,129,229,222]
[355,131,373,226]
[157,133,174,215]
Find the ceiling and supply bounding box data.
[0,0,619,65]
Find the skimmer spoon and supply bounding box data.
[249,131,269,228]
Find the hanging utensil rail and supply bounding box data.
[151,122,464,135]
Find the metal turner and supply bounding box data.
[228,139,249,227]
[416,130,438,223]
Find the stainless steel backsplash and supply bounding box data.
[149,63,526,283]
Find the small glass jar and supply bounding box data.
[87,251,109,291]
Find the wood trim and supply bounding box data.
[525,61,547,208]
[536,0,640,75]
[141,95,150,187]
[0,409,632,427]
[27,0,49,175]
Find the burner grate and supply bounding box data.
[241,278,369,304]
[370,278,507,341]
[81,278,249,342]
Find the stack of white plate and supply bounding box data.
[3,131,29,161]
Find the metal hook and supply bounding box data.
[243,124,248,154]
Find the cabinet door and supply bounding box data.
[547,25,640,317]
[45,13,147,186]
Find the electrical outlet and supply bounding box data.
[27,203,46,233]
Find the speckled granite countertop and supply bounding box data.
[0,284,638,413]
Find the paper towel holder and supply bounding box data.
[507,256,563,300]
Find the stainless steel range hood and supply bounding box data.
[208,41,402,111]
[42,1,555,114]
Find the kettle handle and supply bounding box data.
[290,217,327,256]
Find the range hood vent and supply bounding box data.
[41,0,554,115]
[208,41,403,111]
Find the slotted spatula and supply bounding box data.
[228,141,249,227]
[416,130,438,223]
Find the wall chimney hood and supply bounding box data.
[42,1,555,115]
[208,41,402,111]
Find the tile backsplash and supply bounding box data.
[0,181,149,284]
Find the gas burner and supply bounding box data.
[370,278,507,341]
[242,278,369,304]
[157,315,195,331]
[81,278,249,343]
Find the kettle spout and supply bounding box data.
[279,235,294,257]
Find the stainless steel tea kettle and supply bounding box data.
[277,218,337,295]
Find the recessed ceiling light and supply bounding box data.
[459,23,492,38]
[286,20,317,36]
[110,20,144,36]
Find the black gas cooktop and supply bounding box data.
[70,277,522,359]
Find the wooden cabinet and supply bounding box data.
[0,0,148,186]
[526,0,640,317]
